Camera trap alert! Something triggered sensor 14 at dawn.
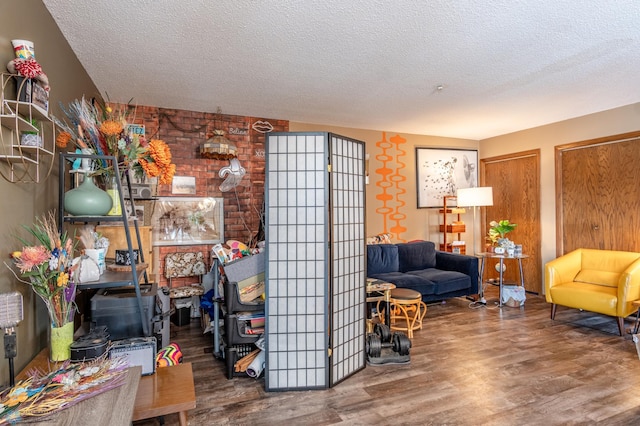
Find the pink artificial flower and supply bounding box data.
[16,246,50,273]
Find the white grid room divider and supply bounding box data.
[265,132,366,391]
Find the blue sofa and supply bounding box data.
[367,241,479,303]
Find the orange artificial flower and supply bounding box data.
[138,139,175,184]
[160,163,176,184]
[99,120,123,137]
[55,131,72,148]
[139,158,161,178]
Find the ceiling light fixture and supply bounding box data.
[200,129,237,160]
[200,107,238,160]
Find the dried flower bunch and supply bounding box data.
[7,211,77,327]
[53,97,176,184]
[0,357,129,422]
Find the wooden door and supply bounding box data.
[481,150,541,294]
[556,132,640,254]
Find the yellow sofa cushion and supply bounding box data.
[574,269,620,288]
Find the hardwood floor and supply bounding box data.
[134,285,640,425]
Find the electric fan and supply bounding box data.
[219,158,246,192]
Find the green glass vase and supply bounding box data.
[64,176,113,216]
[49,322,74,362]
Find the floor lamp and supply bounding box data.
[456,187,493,303]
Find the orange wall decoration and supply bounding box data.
[374,132,408,242]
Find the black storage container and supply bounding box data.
[171,306,191,326]
[224,281,265,312]
[90,283,157,340]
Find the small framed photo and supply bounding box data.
[172,176,196,195]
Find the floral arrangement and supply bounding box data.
[54,97,176,184]
[137,138,176,184]
[487,219,517,248]
[0,356,129,423]
[6,212,76,328]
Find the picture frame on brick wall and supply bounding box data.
[151,197,224,246]
[172,176,196,195]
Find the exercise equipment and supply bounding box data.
[366,323,411,365]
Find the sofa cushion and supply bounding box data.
[368,271,437,295]
[574,269,620,288]
[406,269,471,295]
[397,241,436,272]
[548,281,618,316]
[367,244,399,275]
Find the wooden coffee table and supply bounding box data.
[133,362,196,426]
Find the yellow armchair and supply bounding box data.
[545,248,640,335]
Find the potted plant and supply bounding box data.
[487,220,517,253]
[20,118,42,147]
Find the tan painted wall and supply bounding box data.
[294,103,640,265]
[289,122,479,244]
[479,103,640,270]
[0,0,99,384]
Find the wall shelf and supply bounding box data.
[0,73,56,183]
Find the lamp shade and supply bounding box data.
[456,187,493,207]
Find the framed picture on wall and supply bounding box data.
[151,197,224,246]
[171,176,196,195]
[416,147,478,208]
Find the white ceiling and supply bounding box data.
[42,0,640,140]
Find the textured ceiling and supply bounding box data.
[42,0,640,140]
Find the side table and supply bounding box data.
[366,278,395,331]
[632,300,640,334]
[133,362,196,426]
[477,252,529,307]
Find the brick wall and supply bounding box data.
[120,104,288,288]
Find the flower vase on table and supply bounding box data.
[487,220,517,256]
[6,211,78,362]
[46,283,77,361]
[49,321,74,362]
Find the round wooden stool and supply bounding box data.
[388,288,427,339]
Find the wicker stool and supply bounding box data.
[388,288,427,339]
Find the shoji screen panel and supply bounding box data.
[265,133,330,391]
[329,134,366,386]
[265,132,366,391]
